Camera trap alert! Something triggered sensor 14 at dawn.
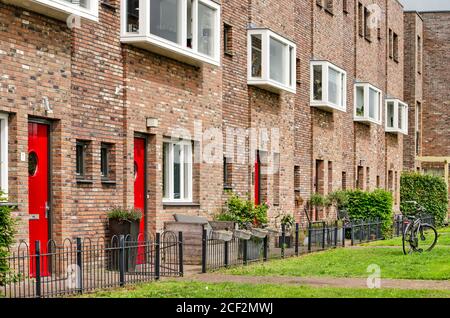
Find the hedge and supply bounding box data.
[341,189,394,237]
[0,193,16,286]
[400,172,448,226]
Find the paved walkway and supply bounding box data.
[181,273,450,290]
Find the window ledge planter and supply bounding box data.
[211,230,234,242]
[251,228,268,239]
[233,229,252,240]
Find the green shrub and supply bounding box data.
[400,172,448,226]
[309,193,329,207]
[0,192,16,286]
[107,207,142,222]
[216,194,268,228]
[340,189,394,237]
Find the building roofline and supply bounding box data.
[404,10,423,21]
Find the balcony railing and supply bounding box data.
[4,0,99,22]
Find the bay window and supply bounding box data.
[248,29,296,94]
[3,0,98,22]
[121,0,221,66]
[0,113,8,195]
[163,139,193,202]
[353,83,382,125]
[310,61,347,112]
[385,99,408,134]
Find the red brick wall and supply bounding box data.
[403,12,423,171]
[421,12,450,158]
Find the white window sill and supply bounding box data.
[385,127,408,135]
[354,116,381,126]
[4,0,99,22]
[163,202,199,207]
[248,79,296,94]
[121,34,220,67]
[310,100,346,113]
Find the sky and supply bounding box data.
[398,0,450,11]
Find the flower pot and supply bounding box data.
[238,238,264,261]
[266,227,281,235]
[108,219,141,272]
[277,236,292,248]
[233,229,252,240]
[251,228,268,239]
[211,230,234,242]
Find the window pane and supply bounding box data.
[126,0,140,33]
[198,3,215,57]
[163,143,170,199]
[251,35,262,78]
[398,105,403,129]
[183,144,192,199]
[173,143,181,199]
[76,144,84,176]
[387,102,394,128]
[187,0,193,48]
[101,146,108,178]
[328,67,339,105]
[270,37,285,84]
[369,88,378,120]
[313,65,322,101]
[150,0,181,44]
[341,73,345,107]
[356,86,364,116]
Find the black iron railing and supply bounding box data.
[1,231,182,298]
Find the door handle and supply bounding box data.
[45,202,50,219]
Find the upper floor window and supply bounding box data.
[248,29,296,94]
[417,35,422,74]
[385,99,408,135]
[121,0,221,66]
[393,32,399,62]
[3,0,99,22]
[0,113,8,196]
[354,83,382,125]
[310,60,347,112]
[163,139,193,203]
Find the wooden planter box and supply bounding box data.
[107,219,140,272]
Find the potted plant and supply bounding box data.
[108,207,142,240]
[107,207,142,272]
[278,214,295,248]
[216,194,268,261]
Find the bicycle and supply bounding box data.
[401,201,438,255]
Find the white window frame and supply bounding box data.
[163,138,193,203]
[385,99,408,135]
[120,0,221,66]
[310,60,347,112]
[5,0,99,22]
[353,83,382,125]
[247,28,297,94]
[0,113,8,196]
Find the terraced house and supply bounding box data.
[0,0,441,245]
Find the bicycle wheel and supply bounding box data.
[417,224,438,252]
[402,222,414,255]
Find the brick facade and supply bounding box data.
[0,0,421,243]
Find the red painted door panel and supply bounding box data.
[134,138,146,264]
[28,122,49,277]
[254,151,260,206]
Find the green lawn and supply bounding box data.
[362,226,450,247]
[223,228,450,280]
[84,281,450,298]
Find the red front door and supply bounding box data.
[134,138,146,263]
[254,151,261,205]
[28,122,50,276]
